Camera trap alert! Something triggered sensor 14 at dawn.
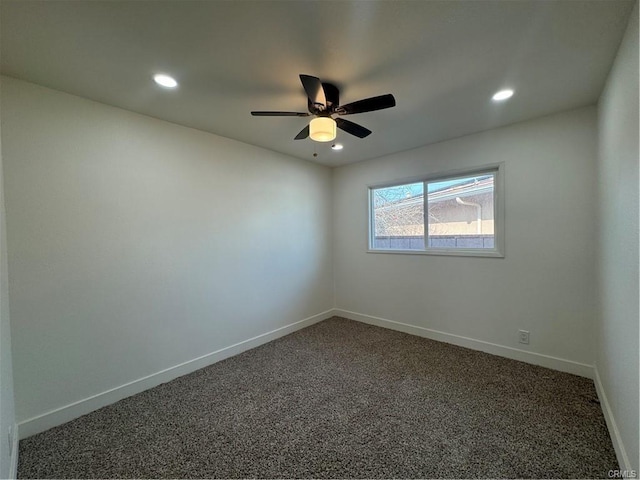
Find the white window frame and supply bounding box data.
[367,163,505,257]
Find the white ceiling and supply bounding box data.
[0,1,634,167]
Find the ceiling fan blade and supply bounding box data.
[251,111,309,117]
[300,74,326,109]
[294,124,309,140]
[335,118,372,138]
[337,94,396,115]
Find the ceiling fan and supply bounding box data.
[251,74,396,142]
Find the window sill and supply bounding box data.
[367,248,504,258]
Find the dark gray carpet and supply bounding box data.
[18,317,617,479]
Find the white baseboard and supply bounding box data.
[16,308,597,441]
[334,309,594,378]
[593,366,633,473]
[9,423,18,479]
[17,309,334,439]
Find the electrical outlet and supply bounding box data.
[518,330,530,345]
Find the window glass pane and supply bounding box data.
[427,174,494,249]
[372,182,424,250]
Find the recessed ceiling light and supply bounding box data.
[492,89,514,101]
[331,143,344,151]
[153,74,178,88]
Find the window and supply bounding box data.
[369,165,503,257]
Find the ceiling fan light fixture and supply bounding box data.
[309,117,336,142]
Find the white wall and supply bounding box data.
[0,76,334,436]
[0,78,17,478]
[333,107,598,375]
[595,1,639,472]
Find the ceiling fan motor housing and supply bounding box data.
[308,83,339,115]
